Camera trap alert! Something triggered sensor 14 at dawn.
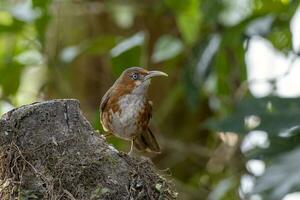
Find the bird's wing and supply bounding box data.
[139,100,153,131]
[147,100,153,120]
[100,87,112,114]
[100,87,114,131]
[133,100,160,153]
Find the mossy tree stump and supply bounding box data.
[0,99,175,200]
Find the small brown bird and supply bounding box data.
[100,67,168,154]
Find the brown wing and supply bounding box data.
[99,88,113,132]
[133,100,160,153]
[140,100,152,131]
[100,87,113,114]
[147,100,153,119]
[133,127,160,153]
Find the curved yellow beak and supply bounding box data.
[144,70,168,81]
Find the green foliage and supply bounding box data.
[110,32,145,76]
[0,61,23,96]
[208,96,300,198]
[60,36,118,63]
[152,35,183,63]
[0,0,299,199]
[254,147,300,199]
[32,0,52,45]
[164,0,201,44]
[206,97,300,135]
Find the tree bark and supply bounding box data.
[0,99,175,200]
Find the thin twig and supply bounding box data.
[12,143,49,184]
[63,189,77,200]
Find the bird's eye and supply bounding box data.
[131,73,139,80]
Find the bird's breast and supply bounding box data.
[109,94,147,140]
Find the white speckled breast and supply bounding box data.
[109,94,146,140]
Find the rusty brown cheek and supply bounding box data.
[115,76,137,96]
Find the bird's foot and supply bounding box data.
[103,132,112,138]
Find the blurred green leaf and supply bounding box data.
[0,61,23,96]
[32,0,52,45]
[60,36,118,63]
[245,15,274,37]
[32,0,51,8]
[268,26,292,52]
[14,49,43,66]
[177,11,201,45]
[110,32,145,76]
[151,35,183,63]
[109,4,135,29]
[205,97,300,135]
[250,0,298,53]
[0,18,25,33]
[183,34,221,109]
[0,11,13,26]
[210,15,250,100]
[253,0,295,15]
[111,46,142,76]
[110,32,144,57]
[165,0,201,44]
[247,129,300,160]
[86,36,118,54]
[214,49,231,96]
[253,147,300,200]
[208,178,235,200]
[201,0,224,26]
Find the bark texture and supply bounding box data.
[0,99,175,200]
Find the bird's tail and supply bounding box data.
[133,128,160,153]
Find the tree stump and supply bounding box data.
[0,99,175,200]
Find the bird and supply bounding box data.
[100,67,168,155]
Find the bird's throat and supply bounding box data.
[131,79,151,96]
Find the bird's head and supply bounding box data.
[115,67,168,95]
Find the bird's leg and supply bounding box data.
[128,140,134,156]
[102,132,112,138]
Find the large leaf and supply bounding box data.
[182,34,221,109]
[32,0,52,45]
[164,0,201,44]
[247,128,300,160]
[253,147,300,200]
[110,32,144,57]
[151,35,183,63]
[111,46,142,76]
[110,32,145,76]
[60,36,118,63]
[205,96,300,135]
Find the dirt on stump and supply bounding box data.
[0,99,176,200]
